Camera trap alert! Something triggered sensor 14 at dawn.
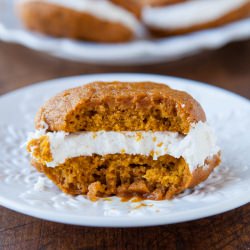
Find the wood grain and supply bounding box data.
[0,40,250,250]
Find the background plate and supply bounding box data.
[0,73,249,227]
[0,0,250,65]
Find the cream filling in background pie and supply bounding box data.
[143,0,250,29]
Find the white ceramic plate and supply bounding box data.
[1,0,250,65]
[0,73,249,227]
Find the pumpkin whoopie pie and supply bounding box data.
[17,0,144,43]
[26,81,220,201]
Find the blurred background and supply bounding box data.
[0,0,250,98]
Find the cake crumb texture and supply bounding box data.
[32,154,191,200]
[35,81,206,134]
[31,153,220,201]
[27,135,53,164]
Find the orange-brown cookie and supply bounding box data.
[30,153,220,200]
[142,0,250,37]
[34,81,206,134]
[26,81,220,201]
[17,0,143,43]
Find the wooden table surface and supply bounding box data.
[0,40,249,250]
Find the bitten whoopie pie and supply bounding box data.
[27,81,220,201]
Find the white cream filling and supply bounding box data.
[19,0,144,36]
[28,121,220,172]
[142,0,249,29]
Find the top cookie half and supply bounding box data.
[35,81,206,134]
